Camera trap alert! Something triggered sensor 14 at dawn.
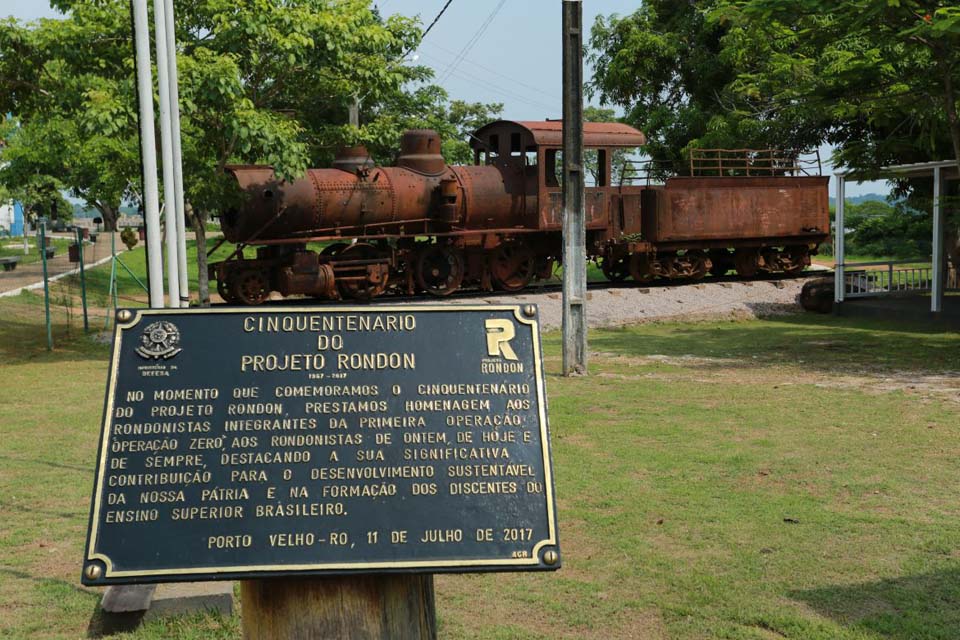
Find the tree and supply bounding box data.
[0,1,498,305]
[588,2,826,178]
[361,84,501,165]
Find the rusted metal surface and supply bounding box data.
[473,120,646,148]
[396,130,447,175]
[644,176,830,244]
[332,145,375,174]
[215,123,831,305]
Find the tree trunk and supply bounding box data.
[189,204,211,307]
[95,203,120,232]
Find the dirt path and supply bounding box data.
[0,233,128,296]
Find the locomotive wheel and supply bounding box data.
[490,241,535,292]
[629,253,655,282]
[600,254,629,282]
[416,245,464,296]
[321,242,348,257]
[733,249,760,278]
[217,277,239,304]
[230,269,270,305]
[336,243,389,300]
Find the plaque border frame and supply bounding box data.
[83,305,559,582]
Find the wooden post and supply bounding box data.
[240,575,436,639]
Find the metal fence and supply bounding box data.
[0,221,150,351]
[842,260,958,298]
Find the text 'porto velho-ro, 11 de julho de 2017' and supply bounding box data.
[81,305,561,585]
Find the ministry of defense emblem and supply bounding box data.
[136,321,182,360]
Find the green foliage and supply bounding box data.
[355,83,501,166]
[845,199,933,258]
[588,1,825,178]
[590,1,960,184]
[716,0,960,174]
[0,0,503,301]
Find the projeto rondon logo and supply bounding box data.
[136,321,183,360]
[484,319,518,361]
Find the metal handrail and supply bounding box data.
[690,148,822,177]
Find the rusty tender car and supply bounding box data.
[211,120,830,304]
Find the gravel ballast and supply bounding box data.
[409,277,818,331]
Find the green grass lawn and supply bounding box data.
[0,236,73,266]
[1,308,958,638]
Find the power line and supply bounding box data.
[439,0,507,84]
[422,54,558,113]
[421,41,560,101]
[402,0,456,59]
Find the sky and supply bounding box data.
[3,0,886,197]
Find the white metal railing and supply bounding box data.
[842,260,940,298]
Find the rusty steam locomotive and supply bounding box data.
[211,120,830,304]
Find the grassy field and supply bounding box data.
[1,305,959,639]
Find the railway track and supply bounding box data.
[250,269,829,308]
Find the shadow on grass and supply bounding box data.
[0,453,89,473]
[585,312,960,376]
[0,316,110,364]
[0,567,108,637]
[790,568,960,640]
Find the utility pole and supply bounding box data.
[562,0,587,375]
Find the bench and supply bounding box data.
[0,256,21,272]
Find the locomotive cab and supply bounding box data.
[470,120,647,235]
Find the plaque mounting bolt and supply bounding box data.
[116,310,133,323]
[84,564,102,581]
[523,305,536,318]
[542,550,559,566]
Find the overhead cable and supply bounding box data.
[439,0,507,84]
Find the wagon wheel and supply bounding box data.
[782,246,809,275]
[709,250,732,277]
[629,253,655,283]
[600,254,630,282]
[336,243,389,301]
[686,250,711,280]
[490,240,535,292]
[416,245,464,296]
[733,249,760,278]
[230,269,271,305]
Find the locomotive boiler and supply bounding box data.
[211,121,830,304]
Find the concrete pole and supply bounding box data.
[131,0,165,309]
[163,0,190,307]
[561,0,587,376]
[833,175,845,306]
[932,166,944,313]
[153,0,180,308]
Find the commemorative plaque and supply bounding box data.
[82,305,560,584]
